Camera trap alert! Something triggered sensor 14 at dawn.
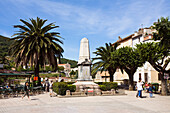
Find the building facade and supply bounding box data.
[114,27,160,83]
[95,27,166,84]
[58,63,71,77]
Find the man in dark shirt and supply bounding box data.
[22,82,30,100]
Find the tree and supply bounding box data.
[0,54,8,64]
[152,17,170,47]
[10,17,64,85]
[136,42,169,95]
[115,46,144,90]
[136,17,170,95]
[92,43,119,82]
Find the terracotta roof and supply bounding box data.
[58,64,66,66]
[112,34,134,45]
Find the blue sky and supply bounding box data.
[0,0,169,61]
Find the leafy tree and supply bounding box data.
[10,17,64,85]
[136,42,169,95]
[92,43,119,82]
[152,17,170,47]
[136,17,170,95]
[70,70,76,76]
[115,46,144,90]
[60,58,78,68]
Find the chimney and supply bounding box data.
[134,31,138,36]
[118,36,122,40]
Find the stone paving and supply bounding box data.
[0,91,170,113]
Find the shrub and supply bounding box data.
[67,85,76,92]
[99,85,107,91]
[102,82,118,90]
[53,82,68,95]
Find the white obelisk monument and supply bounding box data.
[73,38,99,93]
[77,38,92,81]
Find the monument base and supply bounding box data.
[73,81,101,96]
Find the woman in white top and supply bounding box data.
[136,79,143,98]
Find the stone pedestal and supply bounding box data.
[73,81,100,96]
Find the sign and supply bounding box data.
[88,89,93,92]
[34,76,38,81]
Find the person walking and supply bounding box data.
[45,78,49,92]
[136,78,143,98]
[22,82,30,100]
[49,81,53,97]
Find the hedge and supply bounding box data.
[53,82,76,95]
[53,82,68,95]
[99,85,107,91]
[67,85,76,92]
[98,82,118,91]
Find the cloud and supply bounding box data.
[6,0,169,40]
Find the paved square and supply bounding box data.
[0,91,170,113]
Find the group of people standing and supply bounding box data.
[136,78,153,98]
[22,78,54,100]
[42,78,53,97]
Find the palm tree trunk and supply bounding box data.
[108,68,116,82]
[160,72,167,96]
[34,59,41,86]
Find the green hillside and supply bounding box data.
[0,35,13,56]
[60,58,78,68]
[0,35,77,67]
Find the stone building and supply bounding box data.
[58,63,71,77]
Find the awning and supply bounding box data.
[0,73,31,78]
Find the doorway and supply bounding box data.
[144,73,148,82]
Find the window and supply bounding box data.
[144,73,148,82]
[158,73,161,80]
[139,73,141,80]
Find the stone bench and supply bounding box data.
[102,91,112,96]
[102,89,116,96]
[71,92,82,96]
[117,89,125,95]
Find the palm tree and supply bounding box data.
[10,17,64,85]
[92,43,119,82]
[0,54,8,64]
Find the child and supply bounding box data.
[148,83,153,98]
